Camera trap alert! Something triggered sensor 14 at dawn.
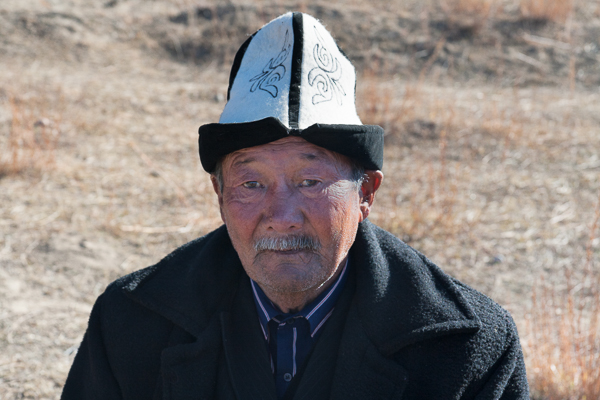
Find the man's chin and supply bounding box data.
[251,259,323,293]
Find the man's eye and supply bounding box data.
[242,181,261,189]
[300,179,319,187]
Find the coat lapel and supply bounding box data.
[350,221,482,355]
[123,226,243,339]
[121,226,244,399]
[329,300,408,400]
[159,318,223,400]
[330,221,482,399]
[220,278,278,400]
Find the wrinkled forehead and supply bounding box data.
[222,137,352,173]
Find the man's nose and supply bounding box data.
[265,186,304,232]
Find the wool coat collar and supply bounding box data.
[123,220,482,399]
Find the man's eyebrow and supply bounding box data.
[231,157,256,167]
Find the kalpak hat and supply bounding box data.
[198,12,384,172]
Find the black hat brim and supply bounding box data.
[198,117,384,173]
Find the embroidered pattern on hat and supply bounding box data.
[249,29,292,98]
[308,26,346,105]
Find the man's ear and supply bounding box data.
[210,175,226,224]
[359,170,383,221]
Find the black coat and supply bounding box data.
[61,221,529,399]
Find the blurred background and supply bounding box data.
[0,0,599,398]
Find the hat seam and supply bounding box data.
[288,12,304,129]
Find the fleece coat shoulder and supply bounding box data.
[61,221,529,400]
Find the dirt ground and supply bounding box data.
[1,0,599,398]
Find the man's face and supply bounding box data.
[214,137,366,296]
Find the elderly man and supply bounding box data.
[62,12,529,400]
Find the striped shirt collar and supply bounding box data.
[251,258,349,340]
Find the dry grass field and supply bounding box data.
[1,0,599,398]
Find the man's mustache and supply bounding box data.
[253,235,321,252]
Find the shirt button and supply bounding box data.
[283,373,292,382]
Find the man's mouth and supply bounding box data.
[265,249,306,254]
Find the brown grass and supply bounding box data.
[525,188,600,399]
[0,86,64,177]
[441,0,495,18]
[526,278,600,398]
[527,282,600,399]
[520,0,575,23]
[439,0,497,34]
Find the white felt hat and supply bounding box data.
[198,12,384,172]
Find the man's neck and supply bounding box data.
[258,256,348,314]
